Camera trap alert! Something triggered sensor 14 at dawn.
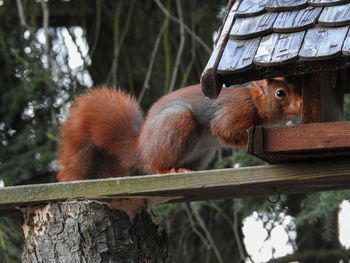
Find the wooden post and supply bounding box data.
[301,70,344,124]
[339,68,350,94]
[21,200,168,263]
[247,69,348,163]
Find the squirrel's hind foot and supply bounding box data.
[156,168,193,174]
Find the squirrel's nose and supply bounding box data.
[297,98,302,110]
[291,98,302,114]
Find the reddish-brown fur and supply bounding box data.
[57,87,143,181]
[148,109,197,173]
[57,79,301,181]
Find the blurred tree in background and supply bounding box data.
[0,0,350,262]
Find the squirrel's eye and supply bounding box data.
[276,89,286,98]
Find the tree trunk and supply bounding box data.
[21,200,168,263]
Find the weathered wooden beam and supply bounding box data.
[255,121,350,152]
[200,0,241,98]
[301,70,343,123]
[338,68,350,94]
[247,121,350,163]
[2,157,350,217]
[301,72,322,123]
[219,59,350,87]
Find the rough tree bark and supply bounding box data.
[21,200,168,263]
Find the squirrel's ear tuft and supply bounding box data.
[252,79,269,96]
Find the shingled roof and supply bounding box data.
[201,0,350,98]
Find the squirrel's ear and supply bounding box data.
[274,77,285,81]
[252,79,269,96]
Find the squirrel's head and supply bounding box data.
[252,77,302,123]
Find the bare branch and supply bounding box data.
[16,0,58,71]
[205,201,254,262]
[65,28,88,69]
[183,203,211,249]
[106,0,135,86]
[179,20,196,88]
[15,0,35,35]
[40,0,50,69]
[189,203,224,263]
[89,0,102,59]
[154,0,211,54]
[168,0,185,93]
[267,249,350,263]
[138,19,167,103]
[233,209,249,262]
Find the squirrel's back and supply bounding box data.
[57,87,143,181]
[57,79,301,180]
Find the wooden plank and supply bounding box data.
[273,7,322,33]
[201,0,241,98]
[236,0,268,18]
[261,122,350,152]
[319,3,350,26]
[2,158,350,217]
[342,28,350,56]
[250,150,350,163]
[308,0,349,7]
[246,122,350,163]
[217,37,260,72]
[265,0,308,11]
[254,32,305,66]
[299,26,349,61]
[230,12,278,40]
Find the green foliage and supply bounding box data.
[0,0,228,260]
[214,148,266,169]
[0,3,88,186]
[297,190,350,225]
[0,39,58,185]
[1,0,350,262]
[0,218,23,263]
[0,1,86,259]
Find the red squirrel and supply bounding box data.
[57,78,301,181]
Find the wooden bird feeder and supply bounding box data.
[201,0,350,163]
[4,2,350,261]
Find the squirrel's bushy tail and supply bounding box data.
[57,87,143,181]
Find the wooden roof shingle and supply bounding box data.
[201,0,350,98]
